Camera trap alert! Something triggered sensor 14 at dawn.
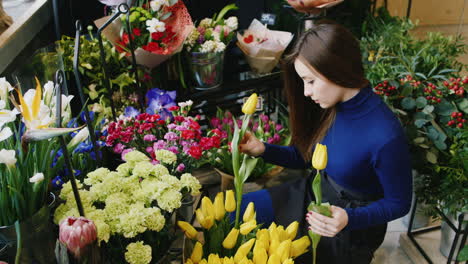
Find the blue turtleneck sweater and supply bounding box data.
[261,86,412,230]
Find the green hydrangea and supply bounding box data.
[155,149,177,165]
[180,173,202,195]
[125,241,152,264]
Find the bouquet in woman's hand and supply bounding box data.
[184,4,238,53]
[103,90,221,175]
[95,0,194,68]
[237,19,293,74]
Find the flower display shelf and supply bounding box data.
[179,71,283,119]
[406,196,467,264]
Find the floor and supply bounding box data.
[372,218,414,264]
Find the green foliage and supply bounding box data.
[362,8,465,87]
[362,8,468,216]
[56,33,146,118]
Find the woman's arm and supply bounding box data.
[239,131,309,169]
[344,135,413,230]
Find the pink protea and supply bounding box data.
[59,216,97,259]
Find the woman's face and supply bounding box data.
[294,58,357,109]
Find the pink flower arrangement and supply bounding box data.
[207,109,291,179]
[104,102,221,174]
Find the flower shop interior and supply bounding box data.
[0,0,467,263]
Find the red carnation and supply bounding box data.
[188,146,202,159]
[168,106,180,111]
[181,129,196,140]
[132,28,141,36]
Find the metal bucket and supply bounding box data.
[188,51,225,90]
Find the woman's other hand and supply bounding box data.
[238,131,265,157]
[306,205,348,237]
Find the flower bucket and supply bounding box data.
[214,168,234,191]
[187,51,225,90]
[0,193,56,263]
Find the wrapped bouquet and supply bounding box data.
[237,19,293,74]
[95,0,194,68]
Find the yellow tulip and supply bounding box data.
[239,257,251,264]
[311,143,327,170]
[282,259,294,264]
[240,219,257,235]
[285,221,299,240]
[225,190,236,212]
[269,227,279,243]
[234,251,246,263]
[208,254,221,264]
[196,209,215,230]
[223,257,235,264]
[202,197,215,218]
[290,236,311,258]
[186,259,194,264]
[257,229,270,243]
[253,246,268,264]
[276,239,291,262]
[242,93,258,115]
[237,238,255,256]
[199,259,208,264]
[214,192,226,221]
[190,241,203,263]
[177,221,198,239]
[268,239,279,257]
[276,226,288,242]
[267,254,281,264]
[222,228,239,249]
[243,202,256,222]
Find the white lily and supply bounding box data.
[43,81,54,106]
[67,127,89,151]
[0,77,13,102]
[0,125,13,142]
[0,99,18,126]
[146,18,166,33]
[29,172,45,183]
[0,149,16,167]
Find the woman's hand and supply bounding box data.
[306,205,348,237]
[238,131,265,157]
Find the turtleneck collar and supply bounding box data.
[336,85,381,119]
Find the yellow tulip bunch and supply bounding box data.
[179,191,311,264]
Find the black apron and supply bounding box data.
[267,172,387,264]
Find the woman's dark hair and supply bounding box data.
[282,20,369,161]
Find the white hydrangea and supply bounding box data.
[200,40,216,53]
[214,41,226,53]
[185,28,200,47]
[225,16,238,31]
[199,18,213,28]
[212,31,221,42]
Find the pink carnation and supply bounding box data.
[143,134,156,141]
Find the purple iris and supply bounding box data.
[145,88,177,120]
[124,106,141,118]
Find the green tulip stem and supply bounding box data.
[312,170,322,205]
[14,221,21,264]
[313,246,317,264]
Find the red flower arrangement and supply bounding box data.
[104,101,220,175]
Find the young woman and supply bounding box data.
[238,20,412,263]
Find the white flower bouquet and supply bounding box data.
[184,4,238,54]
[54,149,202,264]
